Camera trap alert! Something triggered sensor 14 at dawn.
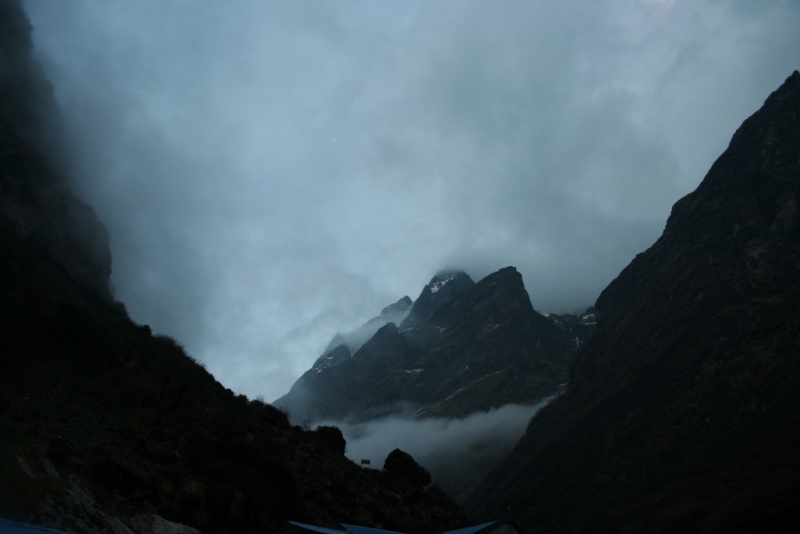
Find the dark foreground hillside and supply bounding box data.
[0,1,466,532]
[467,72,800,532]
[0,217,465,534]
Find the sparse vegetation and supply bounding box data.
[0,213,466,533]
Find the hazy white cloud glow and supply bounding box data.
[323,401,552,498]
[22,0,800,401]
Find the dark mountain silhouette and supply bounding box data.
[311,296,415,373]
[543,306,596,351]
[0,0,111,302]
[0,2,466,533]
[466,71,800,533]
[383,449,432,489]
[399,270,475,332]
[276,267,580,423]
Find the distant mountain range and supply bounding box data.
[5,0,799,530]
[275,267,596,425]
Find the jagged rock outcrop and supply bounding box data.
[0,0,112,301]
[313,344,353,372]
[317,296,415,364]
[543,307,596,350]
[276,266,576,423]
[381,296,414,321]
[399,270,474,331]
[403,267,575,418]
[466,72,800,533]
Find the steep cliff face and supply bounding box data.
[315,296,415,367]
[0,0,112,301]
[277,267,576,423]
[403,267,575,419]
[399,270,475,332]
[466,72,800,533]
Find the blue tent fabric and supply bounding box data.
[288,522,348,534]
[1,517,508,534]
[439,520,501,534]
[289,520,511,534]
[341,524,407,534]
[0,519,71,534]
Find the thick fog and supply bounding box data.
[21,1,800,401]
[321,400,552,500]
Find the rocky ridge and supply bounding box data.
[276,267,577,423]
[398,270,475,332]
[309,296,415,374]
[466,71,800,533]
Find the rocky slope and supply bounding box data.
[276,267,577,423]
[466,71,800,533]
[543,306,596,351]
[0,2,466,532]
[0,239,465,533]
[398,270,475,332]
[309,296,414,375]
[0,0,112,301]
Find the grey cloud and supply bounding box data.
[22,0,800,400]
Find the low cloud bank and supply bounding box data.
[319,398,553,501]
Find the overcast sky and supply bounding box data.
[23,0,799,402]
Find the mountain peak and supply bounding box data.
[480,265,521,283]
[380,295,413,320]
[432,267,466,279]
[399,269,474,330]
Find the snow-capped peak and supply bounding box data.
[429,273,457,293]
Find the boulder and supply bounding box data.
[383,448,431,487]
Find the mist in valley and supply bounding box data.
[319,398,554,501]
[7,1,800,530]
